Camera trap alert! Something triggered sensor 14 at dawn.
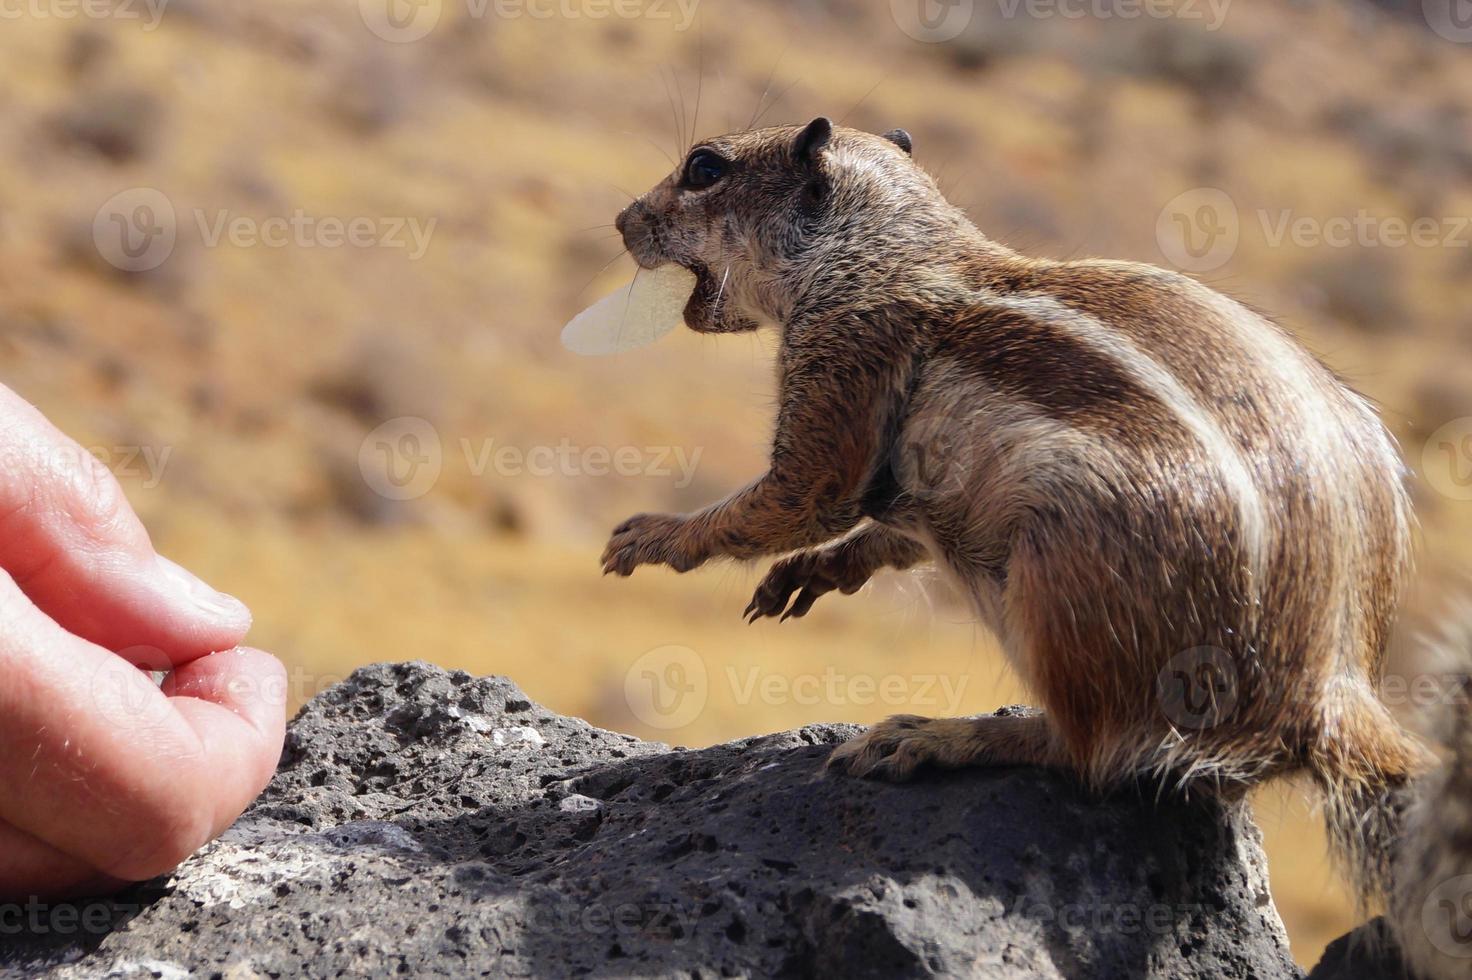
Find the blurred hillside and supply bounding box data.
[2,0,1471,965]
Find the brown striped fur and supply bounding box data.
[603,118,1455,968]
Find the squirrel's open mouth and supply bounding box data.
[683,259,714,294]
[679,260,757,334]
[679,260,718,332]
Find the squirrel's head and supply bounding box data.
[616,117,951,332]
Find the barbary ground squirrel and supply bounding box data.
[602,117,1471,976]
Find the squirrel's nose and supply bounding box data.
[615,201,642,238]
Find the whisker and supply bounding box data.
[714,263,731,314]
[717,63,732,135]
[616,263,643,348]
[578,248,631,298]
[668,61,688,160]
[837,72,891,127]
[689,25,705,150]
[747,44,789,131]
[659,66,685,165]
[750,77,800,130]
[621,130,675,168]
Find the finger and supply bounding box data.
[0,819,123,901]
[0,386,250,666]
[0,573,284,883]
[161,646,288,836]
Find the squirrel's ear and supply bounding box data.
[794,116,832,165]
[882,128,913,155]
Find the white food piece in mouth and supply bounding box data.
[560,264,698,356]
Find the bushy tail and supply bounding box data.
[1385,612,1472,980]
[1309,691,1426,910]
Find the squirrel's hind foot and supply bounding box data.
[827,712,1067,783]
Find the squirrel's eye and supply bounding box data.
[683,149,727,190]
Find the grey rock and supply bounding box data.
[0,661,1304,979]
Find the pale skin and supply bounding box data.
[0,384,286,900]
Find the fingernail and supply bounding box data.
[158,556,252,628]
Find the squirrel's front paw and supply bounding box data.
[601,513,705,576]
[744,549,867,623]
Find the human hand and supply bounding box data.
[0,384,286,900]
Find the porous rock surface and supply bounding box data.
[1,661,1309,978]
